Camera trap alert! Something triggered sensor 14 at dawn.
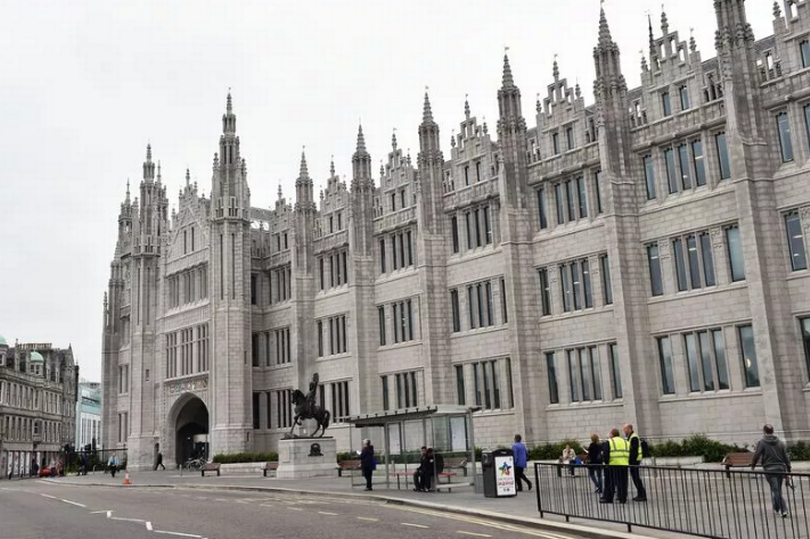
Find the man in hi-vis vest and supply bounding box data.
[600,428,629,504]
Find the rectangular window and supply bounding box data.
[484,282,494,326]
[658,336,676,394]
[594,171,604,214]
[483,206,492,244]
[716,133,731,180]
[382,376,390,411]
[684,333,701,392]
[474,208,482,247]
[678,144,692,190]
[777,112,794,163]
[555,183,566,224]
[378,306,386,346]
[476,161,482,182]
[391,235,399,270]
[538,268,551,316]
[565,180,576,224]
[679,85,690,110]
[643,155,657,200]
[576,176,588,218]
[552,132,560,155]
[664,148,679,194]
[560,265,572,313]
[801,40,810,69]
[537,187,548,229]
[657,92,670,117]
[692,140,706,186]
[699,331,715,392]
[673,238,688,291]
[582,259,593,308]
[687,234,702,289]
[571,262,582,311]
[250,274,258,305]
[252,392,260,429]
[506,358,515,409]
[473,363,481,406]
[465,211,474,249]
[467,286,477,329]
[600,255,613,305]
[648,244,664,296]
[450,289,461,332]
[491,360,501,409]
[500,277,508,324]
[251,333,260,366]
[712,330,730,390]
[609,343,622,399]
[566,127,575,150]
[786,211,808,271]
[738,324,760,388]
[451,216,460,253]
[801,317,810,382]
[568,350,580,402]
[456,365,465,405]
[317,321,323,357]
[379,239,386,274]
[700,232,716,286]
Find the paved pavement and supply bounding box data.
[2,478,609,539]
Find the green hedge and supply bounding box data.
[649,434,747,463]
[212,451,278,464]
[788,441,810,461]
[529,440,585,461]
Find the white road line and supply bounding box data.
[457,532,492,538]
[152,530,203,538]
[89,510,113,514]
[111,517,147,523]
[357,517,379,522]
[402,523,430,529]
[1,487,19,491]
[61,499,86,508]
[288,507,303,511]
[40,493,58,500]
[260,503,275,508]
[146,522,154,531]
[317,511,338,516]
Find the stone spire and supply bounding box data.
[597,7,613,50]
[392,129,398,150]
[552,55,560,81]
[648,13,656,57]
[185,168,191,186]
[295,149,315,210]
[418,92,441,162]
[352,124,372,183]
[142,143,155,183]
[464,94,470,120]
[502,52,515,88]
[222,90,236,135]
[689,28,697,53]
[125,179,131,205]
[661,7,669,35]
[330,155,335,178]
[422,91,434,123]
[299,149,309,179]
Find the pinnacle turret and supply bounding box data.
[464,94,470,120]
[352,124,372,182]
[661,7,669,35]
[502,53,515,88]
[597,7,614,51]
[142,143,156,183]
[422,91,434,124]
[222,90,236,135]
[299,150,309,179]
[355,124,368,155]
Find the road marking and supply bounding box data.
[40,493,58,500]
[1,487,19,491]
[214,498,230,502]
[111,517,147,523]
[402,523,430,529]
[89,510,113,515]
[260,503,275,508]
[146,522,154,531]
[317,511,338,516]
[152,531,203,538]
[61,499,86,508]
[458,532,492,538]
[357,517,379,522]
[288,507,303,511]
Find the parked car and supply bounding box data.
[38,466,56,477]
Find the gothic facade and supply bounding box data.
[103,1,810,469]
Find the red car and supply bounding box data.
[38,466,56,477]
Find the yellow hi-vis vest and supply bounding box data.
[608,437,630,466]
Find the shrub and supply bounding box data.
[336,452,356,462]
[650,434,747,463]
[212,451,278,464]
[529,440,584,461]
[788,441,810,461]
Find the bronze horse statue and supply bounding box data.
[288,376,331,438]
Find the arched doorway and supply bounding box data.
[173,395,209,465]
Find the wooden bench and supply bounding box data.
[337,460,361,477]
[392,470,457,491]
[443,457,468,476]
[722,452,756,478]
[200,462,221,477]
[262,462,278,477]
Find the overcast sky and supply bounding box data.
[0,1,775,382]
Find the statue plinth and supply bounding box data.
[275,437,337,479]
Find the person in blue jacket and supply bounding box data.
[512,434,532,492]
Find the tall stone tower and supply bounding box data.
[209,93,253,454]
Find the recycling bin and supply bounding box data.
[481,448,517,498]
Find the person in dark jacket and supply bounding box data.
[623,424,647,501]
[413,447,428,491]
[586,433,603,494]
[420,448,437,491]
[752,424,792,518]
[360,439,375,491]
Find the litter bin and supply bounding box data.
[481,448,517,498]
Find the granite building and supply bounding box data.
[0,338,79,478]
[102,1,810,470]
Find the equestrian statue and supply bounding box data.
[287,373,331,438]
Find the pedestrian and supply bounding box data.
[600,428,629,504]
[413,447,427,492]
[512,434,532,492]
[108,454,118,478]
[587,433,603,494]
[623,423,647,502]
[31,458,39,478]
[751,424,792,518]
[560,443,576,476]
[360,439,375,491]
[155,451,166,471]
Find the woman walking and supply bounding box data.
[587,433,604,494]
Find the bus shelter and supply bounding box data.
[344,405,479,490]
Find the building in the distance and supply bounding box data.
[76,380,101,451]
[0,337,79,478]
[103,1,810,470]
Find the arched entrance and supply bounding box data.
[173,395,209,465]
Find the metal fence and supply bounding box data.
[534,462,810,539]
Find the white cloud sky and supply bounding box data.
[0,0,775,381]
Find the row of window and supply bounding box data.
[382,371,419,410]
[117,412,128,444]
[660,85,691,118]
[389,188,411,212]
[118,365,129,394]
[165,324,210,379]
[379,229,415,274]
[775,103,810,164]
[167,266,208,309]
[450,204,494,253]
[378,299,416,346]
[0,382,63,415]
[252,382,352,430]
[78,416,101,447]
[537,255,612,316]
[249,266,293,306]
[181,226,197,255]
[1,416,61,443]
[319,249,349,290]
[455,358,515,411]
[546,343,622,404]
[317,315,348,357]
[449,278,508,333]
[536,172,604,232]
[325,212,344,234]
[550,125,577,155]
[643,134,727,201]
[251,327,291,367]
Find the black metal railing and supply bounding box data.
[534,462,810,539]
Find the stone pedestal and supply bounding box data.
[276,437,337,479]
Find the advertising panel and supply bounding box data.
[494,455,516,496]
